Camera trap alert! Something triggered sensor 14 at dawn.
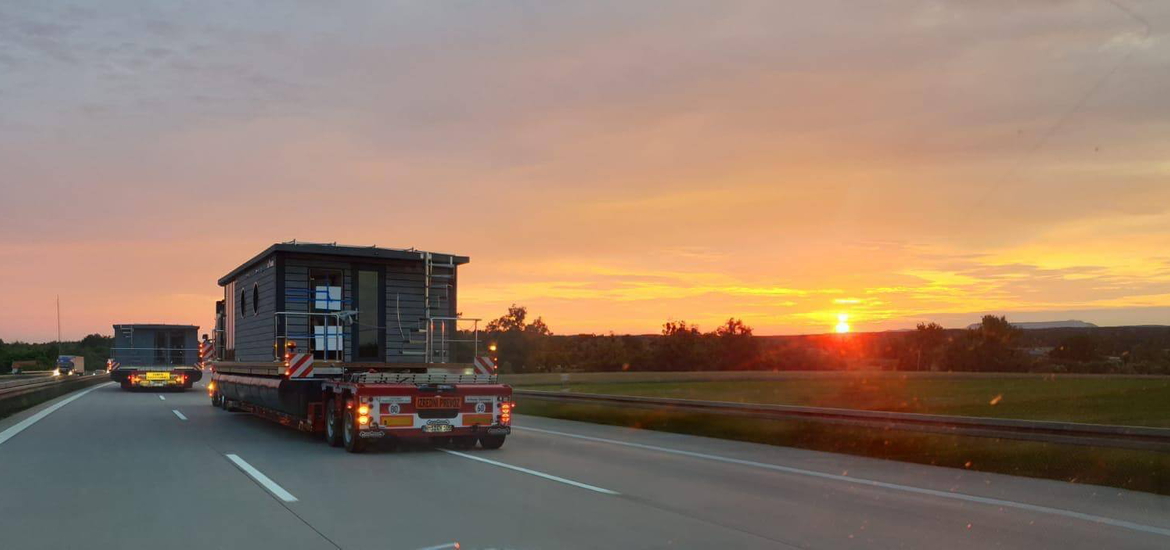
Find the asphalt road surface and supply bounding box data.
[1,383,1168,550]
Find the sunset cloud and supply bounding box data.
[2,1,1168,340]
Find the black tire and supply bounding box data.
[324,399,342,448]
[479,435,506,450]
[343,409,366,453]
[452,436,476,450]
[120,381,131,391]
[210,393,221,407]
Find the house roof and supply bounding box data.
[218,241,470,286]
[112,324,200,330]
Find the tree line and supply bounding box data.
[0,334,113,374]
[481,307,1170,375]
[5,310,1167,375]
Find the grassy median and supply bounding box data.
[512,373,1170,495]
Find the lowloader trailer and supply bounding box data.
[209,361,512,453]
[207,241,511,453]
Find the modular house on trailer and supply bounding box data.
[215,241,475,366]
[109,324,202,389]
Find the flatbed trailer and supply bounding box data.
[209,362,512,453]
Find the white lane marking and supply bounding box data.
[158,395,166,401]
[0,382,114,447]
[415,544,460,550]
[441,449,619,495]
[225,454,298,502]
[515,425,1170,538]
[172,409,188,421]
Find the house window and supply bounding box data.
[309,269,344,359]
[252,283,260,316]
[240,289,246,318]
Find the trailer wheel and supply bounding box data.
[479,435,506,450]
[324,399,342,448]
[210,393,222,408]
[343,409,366,453]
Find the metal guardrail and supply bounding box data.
[514,390,1170,452]
[0,373,69,392]
[0,373,109,404]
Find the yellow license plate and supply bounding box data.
[145,372,171,381]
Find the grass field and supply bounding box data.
[516,399,1170,495]
[515,374,1170,427]
[509,372,1170,493]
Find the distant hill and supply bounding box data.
[965,320,1098,330]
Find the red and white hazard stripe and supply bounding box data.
[200,340,215,360]
[472,356,496,375]
[286,353,315,378]
[199,340,215,368]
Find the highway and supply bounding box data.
[1,384,1168,550]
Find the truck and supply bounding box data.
[54,355,85,376]
[108,324,203,390]
[207,241,512,453]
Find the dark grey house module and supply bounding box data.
[109,324,203,387]
[112,324,200,367]
[215,241,475,364]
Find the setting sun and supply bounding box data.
[835,313,851,334]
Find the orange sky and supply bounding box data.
[2,1,1169,341]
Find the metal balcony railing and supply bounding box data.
[110,347,199,367]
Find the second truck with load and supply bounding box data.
[54,355,85,376]
[108,324,203,390]
[207,241,512,453]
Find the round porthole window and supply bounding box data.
[239,289,246,318]
[252,283,260,316]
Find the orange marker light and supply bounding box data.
[358,405,369,415]
[358,415,369,425]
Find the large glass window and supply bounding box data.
[356,270,380,360]
[154,331,168,364]
[309,269,344,359]
[152,330,187,364]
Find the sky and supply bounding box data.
[2,0,1169,341]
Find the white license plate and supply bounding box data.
[423,424,452,433]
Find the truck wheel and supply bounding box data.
[120,381,131,391]
[479,435,506,450]
[210,393,221,407]
[324,399,342,447]
[343,409,366,453]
